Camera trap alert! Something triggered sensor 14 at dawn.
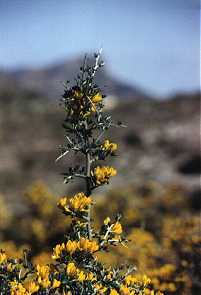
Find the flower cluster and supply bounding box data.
[52,237,99,261]
[0,253,61,294]
[66,262,96,282]
[63,87,103,119]
[92,166,117,185]
[101,140,118,153]
[57,192,92,218]
[0,181,199,294]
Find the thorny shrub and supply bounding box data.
[0,52,161,294]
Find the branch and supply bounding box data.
[55,150,69,162]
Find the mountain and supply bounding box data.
[0,57,147,100]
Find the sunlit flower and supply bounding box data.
[77,270,86,282]
[26,281,40,294]
[104,217,111,225]
[52,243,65,260]
[0,251,7,264]
[91,92,102,103]
[66,240,78,254]
[10,280,27,295]
[92,166,117,185]
[101,140,117,153]
[69,193,92,211]
[52,279,61,289]
[112,222,122,235]
[110,289,119,295]
[66,262,77,277]
[78,237,99,253]
[57,193,92,214]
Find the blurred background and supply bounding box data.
[0,1,200,293]
[0,0,200,198]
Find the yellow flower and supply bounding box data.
[66,262,95,282]
[36,264,51,288]
[110,289,119,295]
[125,274,151,288]
[125,275,137,286]
[66,262,77,277]
[26,281,39,294]
[120,284,133,295]
[142,275,151,286]
[52,279,61,289]
[102,140,117,153]
[112,222,122,235]
[36,265,50,279]
[104,217,111,225]
[77,270,86,282]
[86,272,96,281]
[57,193,92,213]
[38,277,51,288]
[52,243,65,260]
[78,238,99,253]
[10,280,27,295]
[69,193,92,211]
[91,92,102,103]
[57,197,68,209]
[66,240,78,254]
[7,263,15,272]
[92,166,117,185]
[0,251,7,264]
[95,283,107,293]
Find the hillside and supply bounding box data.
[0,77,200,208]
[0,56,146,100]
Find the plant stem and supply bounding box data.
[85,120,92,239]
[86,151,92,239]
[86,152,91,196]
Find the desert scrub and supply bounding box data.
[0,183,200,293]
[0,52,160,294]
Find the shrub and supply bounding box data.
[0,52,160,294]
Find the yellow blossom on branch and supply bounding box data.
[104,217,111,225]
[36,264,51,288]
[36,264,50,279]
[52,279,61,289]
[78,237,99,253]
[52,243,65,260]
[110,289,119,295]
[57,193,92,214]
[0,251,7,264]
[66,262,77,277]
[66,240,78,254]
[69,193,92,211]
[101,140,118,153]
[111,222,123,235]
[91,92,103,103]
[26,281,39,294]
[10,280,27,295]
[92,166,117,185]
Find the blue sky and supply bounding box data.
[0,0,200,96]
